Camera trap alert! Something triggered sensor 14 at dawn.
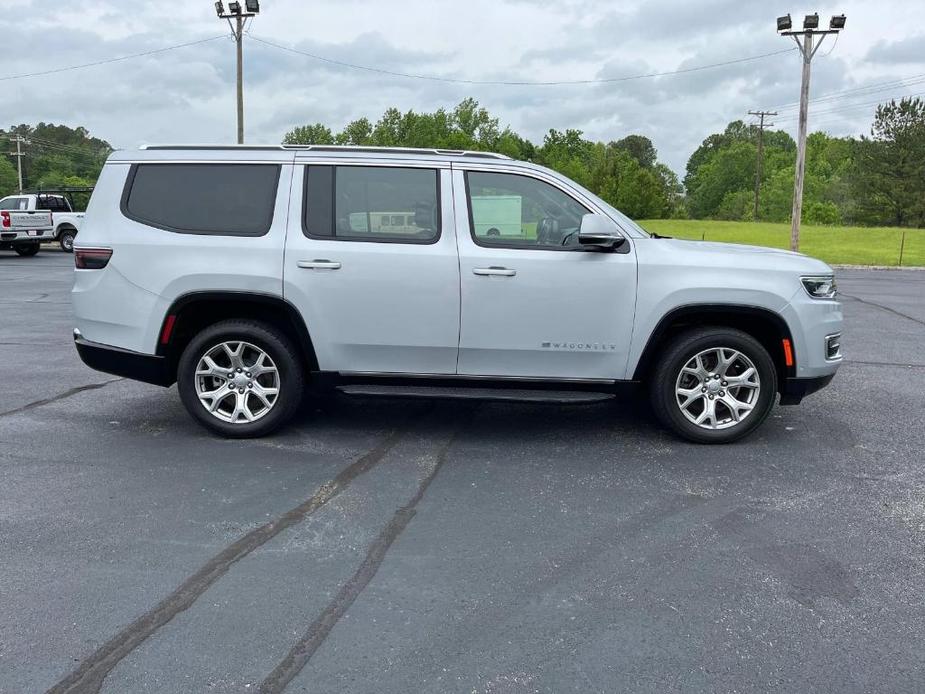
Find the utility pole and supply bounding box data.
[7,135,27,193]
[215,1,261,144]
[777,12,845,251]
[748,110,777,220]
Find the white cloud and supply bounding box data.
[0,0,924,174]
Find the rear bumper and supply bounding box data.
[1,229,53,243]
[779,373,836,406]
[74,329,173,387]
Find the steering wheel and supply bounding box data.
[560,230,579,247]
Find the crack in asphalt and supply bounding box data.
[845,359,925,369]
[259,418,466,694]
[46,426,410,694]
[840,292,925,328]
[0,379,122,418]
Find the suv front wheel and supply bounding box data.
[177,320,304,438]
[650,327,777,444]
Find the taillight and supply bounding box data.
[1,211,9,228]
[75,247,113,269]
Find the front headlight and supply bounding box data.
[801,275,837,299]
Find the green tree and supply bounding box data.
[283,123,335,145]
[614,134,657,168]
[283,99,679,221]
[0,157,18,196]
[851,97,925,227]
[335,118,373,145]
[686,140,757,219]
[0,123,111,191]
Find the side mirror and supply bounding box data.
[578,214,626,250]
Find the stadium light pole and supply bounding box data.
[777,12,846,251]
[215,1,261,144]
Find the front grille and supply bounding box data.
[825,333,842,360]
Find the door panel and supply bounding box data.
[283,164,460,375]
[453,168,637,380]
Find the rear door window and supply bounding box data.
[303,165,440,243]
[122,163,281,236]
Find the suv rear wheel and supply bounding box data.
[649,327,777,444]
[177,320,304,438]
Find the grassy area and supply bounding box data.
[636,219,925,267]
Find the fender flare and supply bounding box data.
[156,291,319,372]
[631,303,795,382]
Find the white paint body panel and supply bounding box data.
[73,158,292,353]
[282,165,460,374]
[451,168,637,379]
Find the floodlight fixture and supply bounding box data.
[830,14,846,30]
[803,13,819,29]
[228,1,242,14]
[245,0,260,13]
[777,14,792,31]
[215,1,224,17]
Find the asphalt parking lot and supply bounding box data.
[1,250,924,694]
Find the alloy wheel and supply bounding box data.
[194,341,280,424]
[674,347,761,431]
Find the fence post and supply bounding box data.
[899,231,906,267]
[701,230,706,241]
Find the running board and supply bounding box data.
[336,385,615,405]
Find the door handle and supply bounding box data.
[473,266,516,277]
[298,259,342,270]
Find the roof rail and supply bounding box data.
[290,145,512,160]
[139,144,512,160]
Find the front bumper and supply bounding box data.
[74,329,174,387]
[779,373,836,406]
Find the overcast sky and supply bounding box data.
[1,0,924,173]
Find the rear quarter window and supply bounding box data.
[121,163,281,236]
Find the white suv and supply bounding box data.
[72,145,843,443]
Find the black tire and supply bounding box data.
[59,228,76,253]
[14,244,40,257]
[177,320,304,438]
[649,327,777,444]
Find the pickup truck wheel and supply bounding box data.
[177,320,304,438]
[650,328,777,444]
[59,229,76,252]
[14,244,40,257]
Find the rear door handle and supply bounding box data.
[298,259,341,270]
[473,266,516,277]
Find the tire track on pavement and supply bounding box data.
[840,292,925,328]
[47,425,411,694]
[259,413,468,694]
[0,379,122,419]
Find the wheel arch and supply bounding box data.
[632,304,796,388]
[55,222,78,237]
[156,292,319,382]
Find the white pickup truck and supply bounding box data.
[0,197,54,256]
[0,193,84,252]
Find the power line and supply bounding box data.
[27,139,107,160]
[249,35,797,86]
[0,35,226,82]
[772,72,925,111]
[775,90,925,121]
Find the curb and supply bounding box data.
[833,264,925,271]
